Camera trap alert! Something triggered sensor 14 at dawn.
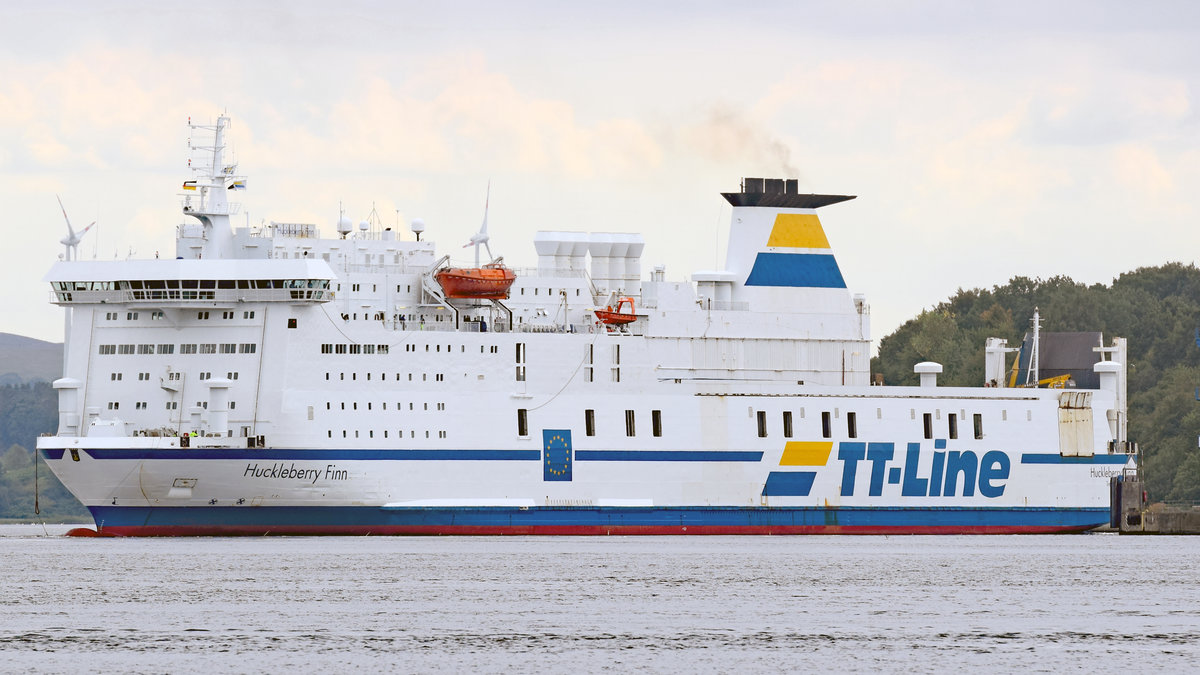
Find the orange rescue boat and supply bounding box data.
[434,262,516,300]
[595,297,637,325]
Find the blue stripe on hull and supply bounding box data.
[85,505,1111,536]
[1020,453,1130,465]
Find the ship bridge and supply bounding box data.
[45,259,335,306]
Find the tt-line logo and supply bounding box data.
[836,442,1011,498]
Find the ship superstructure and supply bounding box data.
[38,116,1133,535]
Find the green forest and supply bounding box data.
[0,382,87,521]
[874,262,1200,502]
[2,262,1200,520]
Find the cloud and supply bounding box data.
[671,104,799,178]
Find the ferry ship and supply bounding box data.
[37,115,1134,535]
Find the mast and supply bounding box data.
[1026,307,1041,386]
[181,115,245,259]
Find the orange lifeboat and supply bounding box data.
[434,262,516,299]
[595,297,637,325]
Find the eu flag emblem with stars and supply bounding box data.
[543,429,572,481]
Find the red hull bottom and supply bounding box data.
[90,524,1098,537]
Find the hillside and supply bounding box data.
[872,263,1200,503]
[0,333,62,384]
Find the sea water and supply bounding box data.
[1,524,1197,673]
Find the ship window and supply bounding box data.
[98,344,116,355]
[585,409,596,436]
[756,410,767,438]
[197,311,209,320]
[783,411,793,438]
[821,412,831,439]
[973,414,984,439]
[517,408,528,437]
[923,413,933,439]
[288,318,298,329]
[220,344,236,354]
[652,410,663,437]
[180,344,197,354]
[625,410,636,437]
[1002,409,1008,421]
[350,344,361,354]
[200,344,216,354]
[948,413,959,440]
[336,344,347,354]
[515,342,526,381]
[158,344,174,354]
[244,311,255,319]
[847,412,858,439]
[239,344,256,354]
[137,344,154,354]
[328,430,332,438]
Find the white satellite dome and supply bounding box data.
[410,218,426,234]
[336,215,353,235]
[358,219,369,232]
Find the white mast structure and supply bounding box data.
[182,115,244,259]
[1025,307,1041,386]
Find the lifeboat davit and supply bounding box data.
[434,262,516,300]
[595,297,637,325]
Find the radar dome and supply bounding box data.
[358,219,369,232]
[337,216,353,235]
[410,218,426,234]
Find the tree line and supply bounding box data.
[0,382,87,520]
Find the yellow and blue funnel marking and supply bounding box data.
[746,214,846,288]
[543,429,572,481]
[762,441,832,497]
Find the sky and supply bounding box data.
[3,1,1200,351]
